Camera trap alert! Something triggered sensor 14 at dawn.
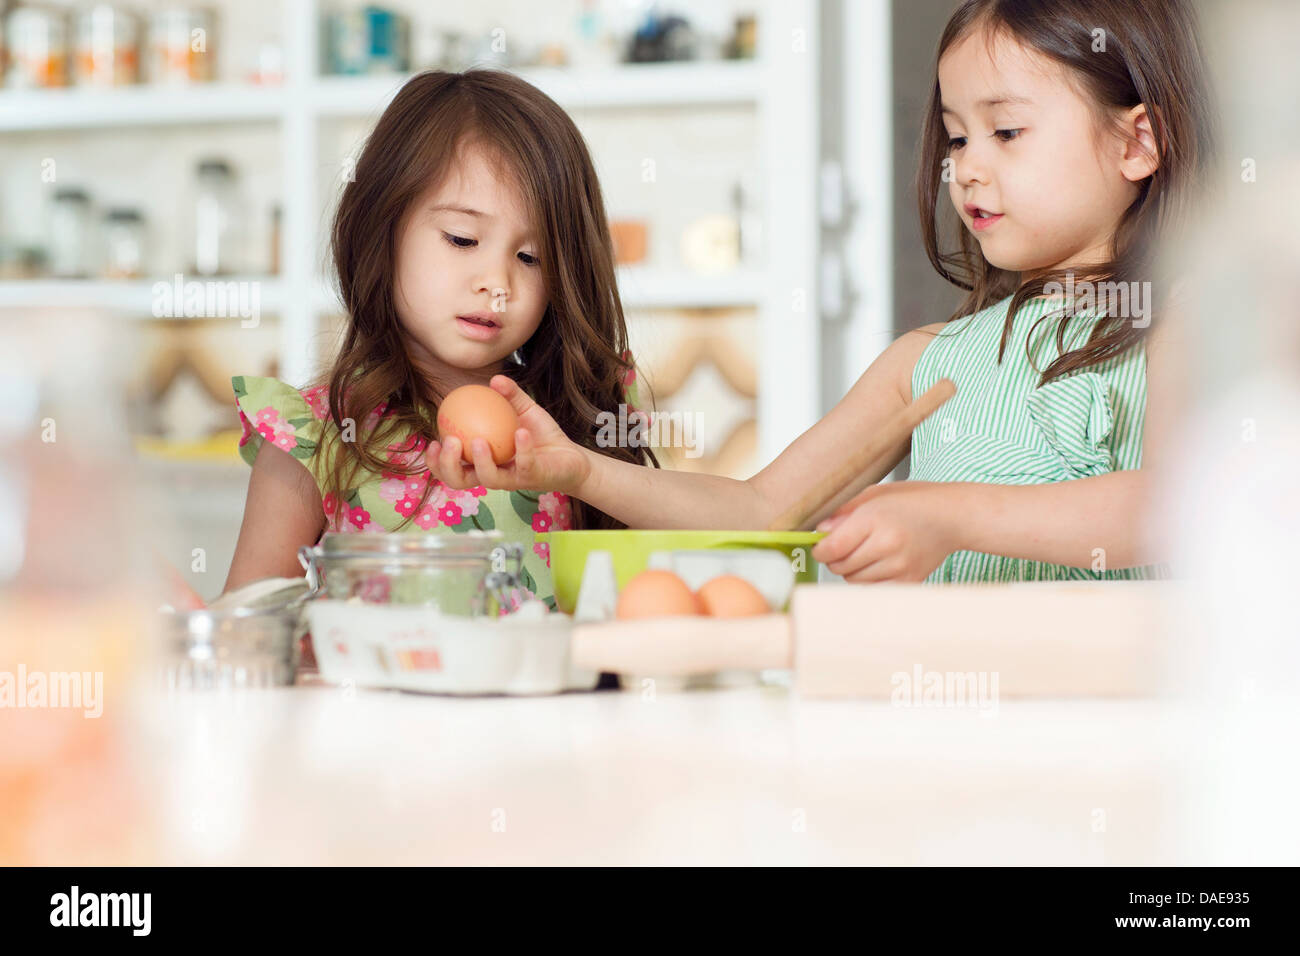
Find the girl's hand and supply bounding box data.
[810,481,962,582]
[429,375,591,494]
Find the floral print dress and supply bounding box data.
[232,374,598,609]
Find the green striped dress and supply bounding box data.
[909,295,1166,583]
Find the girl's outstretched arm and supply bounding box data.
[431,328,937,530]
[812,471,1156,581]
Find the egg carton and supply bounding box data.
[307,599,598,696]
[574,548,795,691]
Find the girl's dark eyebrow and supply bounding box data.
[430,203,489,218]
[941,94,1034,115]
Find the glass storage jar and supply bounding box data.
[298,531,526,617]
[102,207,144,277]
[48,187,93,278]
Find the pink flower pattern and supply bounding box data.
[254,406,298,453]
[442,486,480,517]
[413,504,440,530]
[538,492,572,531]
[301,385,331,421]
[377,478,407,503]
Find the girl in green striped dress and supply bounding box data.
[433,0,1214,585]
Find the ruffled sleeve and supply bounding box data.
[1024,372,1116,479]
[232,375,329,491]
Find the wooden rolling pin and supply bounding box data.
[766,378,956,532]
[788,582,1174,698]
[570,581,1180,697]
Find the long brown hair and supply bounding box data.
[916,0,1214,381]
[319,69,657,532]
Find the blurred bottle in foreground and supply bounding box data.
[1152,0,1300,865]
[0,309,156,863]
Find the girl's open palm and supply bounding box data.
[428,375,590,494]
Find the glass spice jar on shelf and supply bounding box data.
[6,5,70,88]
[148,7,215,84]
[103,208,145,278]
[48,187,94,278]
[191,158,244,276]
[74,4,141,86]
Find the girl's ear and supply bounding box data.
[1118,104,1161,182]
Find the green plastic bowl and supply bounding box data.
[535,529,826,614]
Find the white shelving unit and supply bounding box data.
[0,82,287,130]
[0,0,824,459]
[310,60,764,116]
[0,276,287,313]
[0,62,761,130]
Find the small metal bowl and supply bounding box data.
[159,578,312,689]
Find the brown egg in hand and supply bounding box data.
[696,574,769,617]
[615,570,702,620]
[436,384,519,465]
